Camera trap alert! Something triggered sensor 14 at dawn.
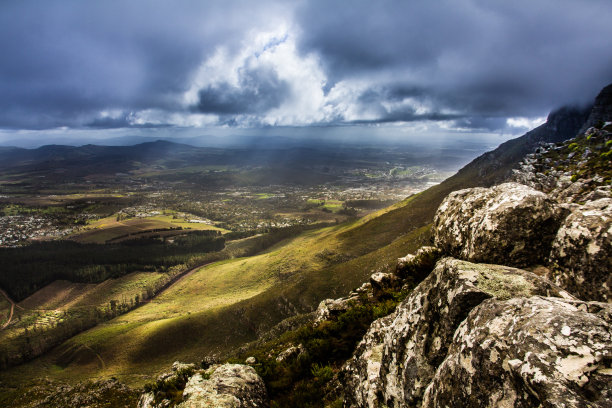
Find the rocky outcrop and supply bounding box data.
[549,198,612,302]
[139,363,268,408]
[342,257,576,407]
[19,378,139,408]
[395,246,441,283]
[512,126,611,204]
[433,183,562,267]
[449,105,590,187]
[423,297,612,407]
[178,364,268,408]
[343,119,612,406]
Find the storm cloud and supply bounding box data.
[196,65,290,115]
[0,0,611,138]
[296,0,612,119]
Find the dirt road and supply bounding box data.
[0,287,16,329]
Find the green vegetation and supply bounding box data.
[0,230,225,301]
[239,288,410,407]
[541,126,612,185]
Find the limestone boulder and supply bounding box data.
[178,364,268,408]
[342,257,573,407]
[423,297,612,407]
[434,182,561,267]
[548,198,612,302]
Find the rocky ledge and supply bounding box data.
[342,153,611,407]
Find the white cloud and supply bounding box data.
[506,116,546,130]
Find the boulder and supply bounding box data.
[423,297,612,407]
[178,364,268,408]
[276,344,304,363]
[314,296,360,326]
[395,246,442,282]
[342,257,573,407]
[548,198,612,302]
[369,272,399,295]
[434,182,561,267]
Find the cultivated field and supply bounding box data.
[70,214,229,244]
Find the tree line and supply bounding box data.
[0,230,225,301]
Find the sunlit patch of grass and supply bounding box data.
[0,187,440,388]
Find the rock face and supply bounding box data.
[433,183,561,267]
[549,198,612,302]
[579,83,612,134]
[342,258,577,407]
[423,297,612,408]
[178,364,268,408]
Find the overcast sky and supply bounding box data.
[0,0,611,144]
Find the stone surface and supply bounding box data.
[548,198,612,302]
[579,83,612,134]
[395,246,442,282]
[342,257,573,408]
[137,392,155,408]
[434,182,561,267]
[314,296,360,326]
[423,297,612,408]
[369,272,399,295]
[276,344,304,363]
[178,364,268,408]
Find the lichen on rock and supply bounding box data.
[177,364,268,408]
[548,198,612,302]
[342,257,572,407]
[433,182,562,267]
[422,297,612,407]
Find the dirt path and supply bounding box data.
[0,287,16,330]
[82,344,106,370]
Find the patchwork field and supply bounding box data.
[70,214,229,244]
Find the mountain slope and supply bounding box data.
[0,88,601,395]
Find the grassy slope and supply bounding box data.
[18,273,167,311]
[0,106,588,388]
[71,215,228,244]
[0,197,431,386]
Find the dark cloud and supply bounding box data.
[0,0,611,135]
[297,0,612,117]
[450,116,512,132]
[86,116,132,129]
[195,66,290,114]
